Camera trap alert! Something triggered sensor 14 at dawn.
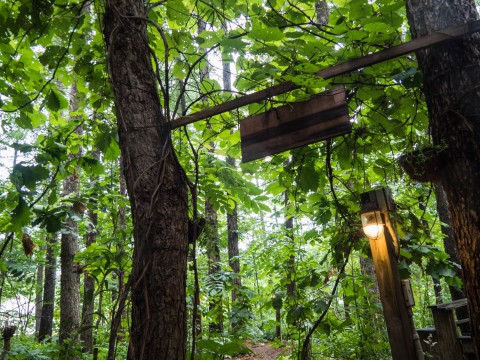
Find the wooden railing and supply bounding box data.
[417,298,474,359]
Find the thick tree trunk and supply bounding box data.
[404,1,480,355]
[38,235,57,342]
[435,185,469,333]
[103,1,189,359]
[59,84,81,350]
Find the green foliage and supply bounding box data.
[194,339,252,359]
[0,0,467,358]
[7,336,59,360]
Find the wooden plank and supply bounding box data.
[240,87,350,162]
[430,306,464,359]
[430,298,468,311]
[172,20,480,129]
[368,216,418,360]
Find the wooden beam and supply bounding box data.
[172,20,480,129]
[369,217,419,360]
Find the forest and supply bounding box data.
[0,0,480,359]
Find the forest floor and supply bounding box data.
[233,341,289,359]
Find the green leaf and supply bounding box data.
[196,339,222,353]
[9,197,31,231]
[10,163,49,190]
[46,89,68,112]
[38,45,66,69]
[166,0,190,27]
[249,21,284,42]
[298,165,318,192]
[172,62,188,80]
[79,156,105,175]
[0,259,7,273]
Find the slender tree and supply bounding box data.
[59,84,82,352]
[404,0,480,355]
[205,198,223,334]
[38,235,57,342]
[81,173,98,353]
[223,56,242,305]
[103,0,189,358]
[34,254,44,335]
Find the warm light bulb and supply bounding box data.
[363,223,384,239]
[361,211,384,239]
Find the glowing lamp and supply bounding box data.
[361,211,384,239]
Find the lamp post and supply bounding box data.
[360,188,424,360]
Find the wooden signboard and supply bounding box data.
[240,87,351,162]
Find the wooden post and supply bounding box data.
[368,222,418,359]
[361,189,420,360]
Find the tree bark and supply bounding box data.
[103,1,189,358]
[35,255,44,335]
[224,57,242,304]
[435,185,469,332]
[227,196,241,297]
[284,192,296,299]
[59,83,81,350]
[81,208,97,352]
[116,161,127,343]
[404,0,480,355]
[38,234,57,342]
[205,198,223,334]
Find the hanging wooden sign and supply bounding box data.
[240,87,351,162]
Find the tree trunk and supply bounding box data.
[285,192,296,298]
[59,83,81,350]
[116,161,127,343]
[226,167,241,296]
[435,185,469,332]
[224,56,242,304]
[276,307,282,340]
[38,234,57,342]
[35,256,44,335]
[404,1,480,355]
[2,326,16,357]
[93,281,104,360]
[103,1,189,358]
[206,198,223,334]
[81,207,97,352]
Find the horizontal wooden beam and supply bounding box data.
[172,20,480,129]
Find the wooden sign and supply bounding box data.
[240,87,351,162]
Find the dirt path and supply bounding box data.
[233,341,288,359]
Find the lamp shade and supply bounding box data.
[361,211,384,239]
